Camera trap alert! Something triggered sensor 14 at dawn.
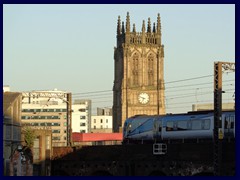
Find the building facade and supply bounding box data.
[3,92,22,176]
[91,115,112,133]
[21,90,71,147]
[192,102,235,111]
[113,12,166,132]
[91,108,112,133]
[72,99,91,133]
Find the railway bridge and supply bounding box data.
[51,141,235,176]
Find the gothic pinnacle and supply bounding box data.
[147,17,151,33]
[157,13,161,34]
[121,21,125,34]
[142,20,145,32]
[153,22,156,33]
[126,12,130,33]
[117,16,121,35]
[133,23,136,33]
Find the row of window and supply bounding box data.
[22,109,67,112]
[93,119,109,123]
[22,116,62,120]
[23,122,67,126]
[93,125,108,129]
[165,119,210,131]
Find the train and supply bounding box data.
[122,110,235,144]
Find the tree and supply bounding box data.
[22,126,36,148]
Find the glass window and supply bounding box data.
[52,137,61,140]
[177,121,188,131]
[203,119,210,130]
[80,116,86,119]
[166,121,173,131]
[80,122,86,126]
[192,120,202,130]
[52,130,60,133]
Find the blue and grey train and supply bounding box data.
[123,110,235,144]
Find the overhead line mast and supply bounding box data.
[213,61,235,176]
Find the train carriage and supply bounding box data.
[123,110,235,144]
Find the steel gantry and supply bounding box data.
[213,61,235,176]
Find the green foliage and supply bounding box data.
[23,127,36,148]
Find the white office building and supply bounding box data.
[72,99,91,133]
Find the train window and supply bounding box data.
[127,124,132,132]
[191,120,201,130]
[166,121,173,131]
[203,119,210,130]
[177,121,188,131]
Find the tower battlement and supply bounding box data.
[117,12,162,46]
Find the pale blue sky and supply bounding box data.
[3,4,235,114]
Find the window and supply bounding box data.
[94,119,96,123]
[80,122,86,126]
[52,130,60,133]
[100,119,103,123]
[166,121,173,131]
[52,123,61,126]
[46,123,52,126]
[177,121,188,131]
[80,116,86,119]
[202,119,210,130]
[132,53,139,86]
[52,137,61,140]
[191,120,202,130]
[106,119,108,123]
[79,108,86,112]
[148,54,154,86]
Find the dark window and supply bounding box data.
[177,121,188,131]
[52,130,60,133]
[80,116,86,119]
[80,123,86,126]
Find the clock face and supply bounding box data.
[138,92,150,104]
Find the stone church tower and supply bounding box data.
[113,12,166,132]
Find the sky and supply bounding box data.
[3,4,235,114]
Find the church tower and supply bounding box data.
[113,12,165,132]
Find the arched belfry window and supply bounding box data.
[148,54,154,86]
[132,53,139,86]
